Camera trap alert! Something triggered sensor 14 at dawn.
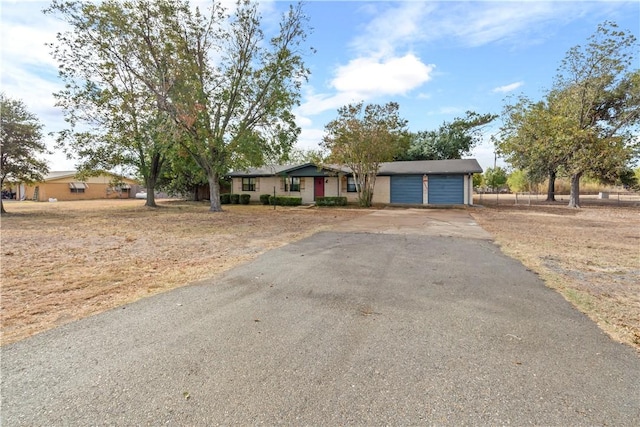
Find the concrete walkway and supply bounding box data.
[2,210,639,425]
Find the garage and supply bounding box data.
[390,175,423,204]
[428,175,464,204]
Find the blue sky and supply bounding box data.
[1,0,639,172]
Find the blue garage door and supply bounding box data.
[391,175,423,204]
[428,175,464,204]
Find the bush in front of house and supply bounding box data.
[220,193,231,204]
[315,196,347,207]
[270,196,302,206]
[230,194,240,204]
[260,194,271,205]
[239,194,251,205]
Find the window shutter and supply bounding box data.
[341,176,347,192]
[300,178,305,191]
[280,177,285,190]
[255,178,260,192]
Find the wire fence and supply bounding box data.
[474,191,640,206]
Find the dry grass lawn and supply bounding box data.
[2,197,638,352]
[0,199,367,345]
[471,197,640,351]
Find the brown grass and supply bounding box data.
[2,197,638,352]
[0,199,367,345]
[471,196,640,350]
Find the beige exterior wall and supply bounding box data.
[371,176,391,204]
[24,174,138,202]
[231,176,315,203]
[229,175,395,205]
[322,177,340,198]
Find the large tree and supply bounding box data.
[398,111,496,161]
[0,94,49,214]
[47,0,311,212]
[321,102,409,207]
[46,1,183,208]
[553,21,640,208]
[497,96,568,201]
[497,22,639,207]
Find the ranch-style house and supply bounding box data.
[228,159,482,206]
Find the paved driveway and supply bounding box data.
[2,209,639,425]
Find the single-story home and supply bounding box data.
[20,171,139,201]
[228,159,483,205]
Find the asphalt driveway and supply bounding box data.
[2,209,639,425]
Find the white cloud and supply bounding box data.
[297,1,440,119]
[0,2,74,169]
[332,54,434,97]
[492,81,524,93]
[350,1,601,51]
[298,54,434,116]
[351,2,436,56]
[437,2,558,47]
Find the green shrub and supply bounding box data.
[315,196,347,206]
[220,193,231,204]
[270,196,302,206]
[259,194,271,205]
[239,194,251,205]
[230,194,240,204]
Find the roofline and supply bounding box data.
[229,160,483,177]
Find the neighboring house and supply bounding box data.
[22,171,139,201]
[228,159,483,205]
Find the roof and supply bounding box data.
[41,171,137,182]
[44,171,78,180]
[377,159,483,175]
[228,163,347,177]
[229,159,482,177]
[228,164,300,177]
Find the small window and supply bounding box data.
[347,177,357,192]
[285,177,300,192]
[69,182,87,193]
[242,177,256,191]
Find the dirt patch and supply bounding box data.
[470,199,640,350]
[0,199,368,345]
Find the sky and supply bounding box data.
[1,0,639,172]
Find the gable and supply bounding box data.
[287,165,340,177]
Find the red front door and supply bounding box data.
[314,177,325,200]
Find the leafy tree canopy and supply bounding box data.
[497,21,639,207]
[506,169,529,193]
[398,111,496,161]
[46,0,312,212]
[483,166,508,192]
[0,94,49,214]
[322,101,409,207]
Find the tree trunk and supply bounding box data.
[207,172,222,212]
[0,178,6,214]
[145,175,158,207]
[546,170,556,201]
[143,152,164,208]
[568,172,582,208]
